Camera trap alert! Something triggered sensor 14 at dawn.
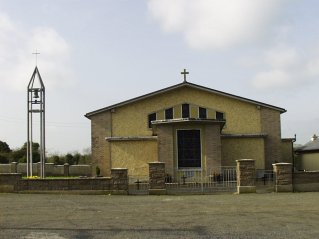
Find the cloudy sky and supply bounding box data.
[0,0,318,154]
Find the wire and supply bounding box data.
[0,115,88,128]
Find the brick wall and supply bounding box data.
[18,178,113,191]
[205,124,222,173]
[157,125,174,177]
[293,171,319,192]
[90,111,112,176]
[260,108,282,169]
[0,170,129,193]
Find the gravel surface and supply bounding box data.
[0,192,319,238]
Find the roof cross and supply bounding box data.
[32,50,40,66]
[181,69,189,82]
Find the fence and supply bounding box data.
[128,176,150,195]
[255,169,274,192]
[165,167,237,193]
[127,166,237,195]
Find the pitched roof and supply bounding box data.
[85,81,286,118]
[296,135,319,152]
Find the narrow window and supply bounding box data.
[165,108,173,120]
[199,107,207,119]
[182,104,190,118]
[148,113,156,128]
[216,111,224,120]
[177,129,201,168]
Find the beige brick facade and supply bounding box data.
[221,137,265,169]
[86,82,290,178]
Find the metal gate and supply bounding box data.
[165,167,237,194]
[256,169,275,193]
[128,177,150,195]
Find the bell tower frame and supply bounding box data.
[27,66,46,178]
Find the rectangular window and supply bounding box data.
[177,129,201,168]
[165,108,173,120]
[148,113,156,128]
[216,111,224,120]
[182,104,189,118]
[198,107,207,119]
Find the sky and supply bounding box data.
[0,0,319,154]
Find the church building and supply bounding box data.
[85,71,293,179]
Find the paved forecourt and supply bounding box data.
[0,193,319,238]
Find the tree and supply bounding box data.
[52,155,65,165]
[65,153,75,165]
[12,142,40,163]
[0,140,11,163]
[73,153,81,165]
[0,154,9,163]
[0,140,11,153]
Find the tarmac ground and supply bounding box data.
[0,192,319,238]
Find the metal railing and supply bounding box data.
[256,169,274,186]
[128,177,149,195]
[166,167,237,192]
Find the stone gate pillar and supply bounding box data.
[273,163,293,192]
[111,168,128,194]
[236,159,256,194]
[148,162,166,195]
[10,162,18,173]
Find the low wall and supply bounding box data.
[18,178,112,191]
[69,165,92,176]
[0,168,128,194]
[0,162,92,177]
[293,171,319,192]
[0,174,21,192]
[0,164,11,173]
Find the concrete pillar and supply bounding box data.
[148,162,166,195]
[273,163,292,192]
[45,163,54,177]
[236,159,256,194]
[10,162,18,173]
[111,168,128,193]
[64,163,70,177]
[37,162,41,177]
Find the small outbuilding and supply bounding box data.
[295,134,319,171]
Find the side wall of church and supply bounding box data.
[260,107,282,169]
[221,138,265,169]
[90,111,112,176]
[281,140,293,164]
[110,140,158,180]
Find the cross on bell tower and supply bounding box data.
[32,50,40,66]
[181,69,189,82]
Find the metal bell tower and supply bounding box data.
[27,66,46,178]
